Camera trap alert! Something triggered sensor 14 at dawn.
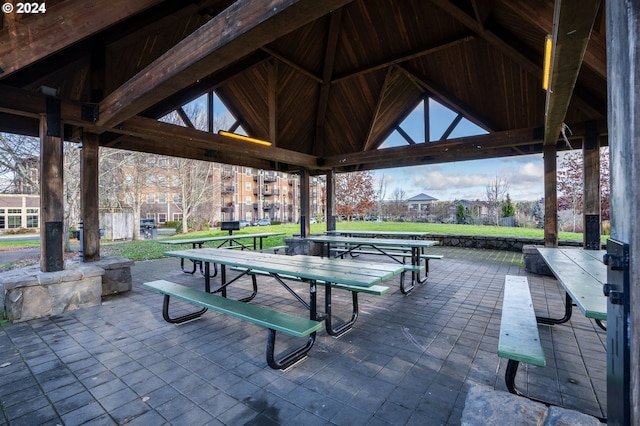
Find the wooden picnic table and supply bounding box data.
[536,247,607,329]
[163,248,407,337]
[303,235,439,294]
[159,232,285,275]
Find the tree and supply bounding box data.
[557,148,610,231]
[486,176,509,225]
[501,193,515,218]
[335,171,376,220]
[0,133,40,193]
[387,187,406,219]
[456,204,465,224]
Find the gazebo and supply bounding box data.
[0,1,637,423]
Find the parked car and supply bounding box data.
[238,220,250,228]
[253,218,271,226]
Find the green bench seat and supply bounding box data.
[498,275,546,397]
[144,279,322,369]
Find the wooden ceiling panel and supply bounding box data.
[276,69,318,153]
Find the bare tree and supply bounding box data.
[0,133,40,193]
[376,173,388,218]
[388,187,407,219]
[486,176,509,225]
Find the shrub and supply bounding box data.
[165,221,180,230]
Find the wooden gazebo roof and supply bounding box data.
[0,0,607,173]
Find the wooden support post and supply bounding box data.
[606,1,638,423]
[81,132,100,262]
[326,169,336,232]
[299,167,310,238]
[39,113,64,272]
[543,143,558,247]
[583,120,601,250]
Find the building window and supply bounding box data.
[158,193,167,203]
[147,194,155,203]
[146,176,155,186]
[26,208,38,228]
[159,158,167,167]
[173,213,183,221]
[173,194,180,203]
[8,215,21,229]
[246,183,251,191]
[246,196,252,205]
[158,213,167,223]
[158,176,167,186]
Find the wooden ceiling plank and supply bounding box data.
[0,0,163,79]
[98,0,356,128]
[544,0,601,146]
[363,68,394,152]
[499,0,606,79]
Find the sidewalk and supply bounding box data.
[0,247,606,425]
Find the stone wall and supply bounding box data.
[1,263,104,322]
[426,233,583,252]
[1,256,134,322]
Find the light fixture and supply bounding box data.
[218,130,272,146]
[542,34,552,91]
[38,85,59,97]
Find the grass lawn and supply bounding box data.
[0,222,596,263]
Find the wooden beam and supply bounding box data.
[0,84,319,168]
[110,116,319,169]
[322,121,607,169]
[544,0,601,146]
[261,47,322,83]
[39,115,64,272]
[543,143,558,247]
[98,0,355,128]
[81,132,100,262]
[0,0,163,79]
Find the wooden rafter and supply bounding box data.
[544,0,601,146]
[0,0,163,79]
[98,0,355,128]
[314,8,343,157]
[331,34,475,84]
[261,47,322,83]
[363,67,395,152]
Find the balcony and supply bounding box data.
[222,186,235,194]
[263,174,277,183]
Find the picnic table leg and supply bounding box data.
[414,248,428,284]
[180,258,199,275]
[161,294,207,324]
[266,330,316,370]
[536,292,573,325]
[399,270,414,295]
[323,283,358,337]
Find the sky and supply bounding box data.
[196,95,547,203]
[375,100,545,202]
